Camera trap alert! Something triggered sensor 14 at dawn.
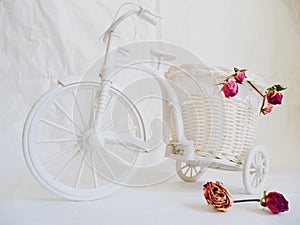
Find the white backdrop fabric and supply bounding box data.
[1,0,299,171]
[1,0,300,224]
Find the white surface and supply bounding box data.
[1,0,300,224]
[1,168,299,225]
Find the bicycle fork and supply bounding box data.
[94,30,119,129]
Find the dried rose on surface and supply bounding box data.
[260,191,289,214]
[203,182,289,214]
[203,181,233,212]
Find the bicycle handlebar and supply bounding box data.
[138,7,160,26]
[101,6,161,43]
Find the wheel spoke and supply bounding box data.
[118,127,137,133]
[105,139,145,153]
[89,89,95,128]
[36,138,77,144]
[257,152,262,165]
[91,152,99,188]
[255,153,260,165]
[75,149,87,188]
[72,91,87,131]
[259,158,265,166]
[251,174,256,186]
[258,177,263,185]
[103,148,132,166]
[255,176,260,187]
[95,150,117,180]
[193,167,198,175]
[55,148,80,180]
[249,168,256,174]
[42,144,77,164]
[184,167,190,176]
[102,107,129,130]
[40,118,82,136]
[54,100,83,133]
[190,167,193,177]
[252,176,257,187]
[180,165,188,171]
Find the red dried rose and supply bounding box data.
[203,181,233,212]
[267,90,283,105]
[261,191,289,214]
[266,84,286,105]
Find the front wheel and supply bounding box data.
[23,82,145,201]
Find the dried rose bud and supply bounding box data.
[234,70,246,83]
[260,191,289,214]
[266,89,283,105]
[222,80,239,98]
[203,181,233,212]
[261,103,273,115]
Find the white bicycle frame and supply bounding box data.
[95,6,194,158]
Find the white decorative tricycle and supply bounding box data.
[23,3,269,201]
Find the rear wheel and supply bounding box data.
[176,161,203,182]
[243,146,269,194]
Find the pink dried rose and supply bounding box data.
[261,103,273,115]
[260,191,289,214]
[222,80,239,98]
[234,70,247,83]
[203,181,233,212]
[266,84,286,105]
[267,90,283,105]
[217,69,286,115]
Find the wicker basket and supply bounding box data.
[165,64,262,165]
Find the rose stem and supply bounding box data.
[259,96,266,114]
[247,81,265,97]
[234,199,260,203]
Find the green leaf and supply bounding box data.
[274,84,287,91]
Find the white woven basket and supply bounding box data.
[166,64,263,165]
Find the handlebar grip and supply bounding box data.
[138,12,157,26]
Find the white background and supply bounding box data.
[1,0,300,224]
